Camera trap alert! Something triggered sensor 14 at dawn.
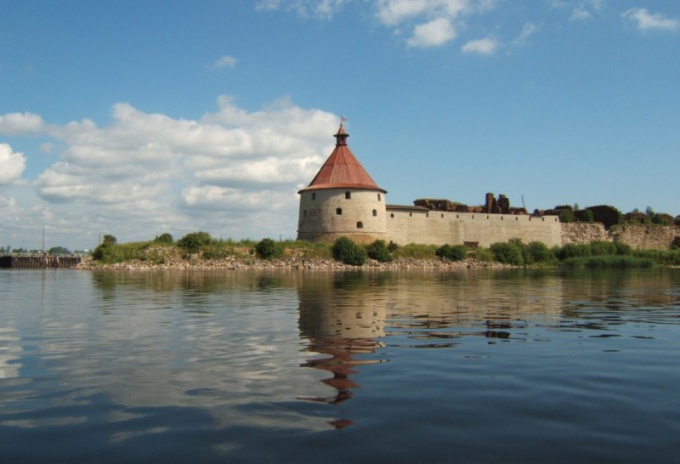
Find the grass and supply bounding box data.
[561,255,655,269]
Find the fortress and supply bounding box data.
[297,123,561,248]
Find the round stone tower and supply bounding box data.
[297,123,388,244]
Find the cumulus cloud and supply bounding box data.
[0,98,339,244]
[461,37,499,54]
[0,112,45,135]
[0,144,26,185]
[208,55,238,70]
[623,8,680,32]
[407,17,458,47]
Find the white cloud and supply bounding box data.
[623,8,680,32]
[0,112,45,135]
[208,55,238,70]
[570,7,591,21]
[0,144,26,185]
[514,22,540,44]
[256,0,350,20]
[407,17,458,47]
[461,37,499,54]
[0,98,338,245]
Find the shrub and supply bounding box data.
[177,232,213,253]
[556,243,592,260]
[590,241,617,256]
[388,241,399,253]
[613,242,632,255]
[490,241,524,266]
[255,238,283,260]
[332,237,366,266]
[472,247,494,262]
[202,244,234,260]
[559,209,575,223]
[435,244,466,261]
[153,233,174,244]
[526,241,556,264]
[366,240,393,262]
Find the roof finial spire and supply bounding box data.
[335,117,349,147]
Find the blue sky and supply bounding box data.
[1,0,678,250]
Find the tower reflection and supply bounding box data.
[297,272,388,428]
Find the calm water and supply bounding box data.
[1,268,679,463]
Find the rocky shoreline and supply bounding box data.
[76,256,511,272]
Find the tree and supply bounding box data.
[177,232,213,253]
[48,246,71,255]
[153,233,174,244]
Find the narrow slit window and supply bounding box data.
[378,194,381,201]
[311,192,316,200]
[373,209,377,217]
[345,191,351,199]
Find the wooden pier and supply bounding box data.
[0,255,82,269]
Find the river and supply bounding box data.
[1,268,679,463]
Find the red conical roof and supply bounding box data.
[300,123,386,193]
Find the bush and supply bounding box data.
[435,244,467,261]
[614,242,632,255]
[388,241,399,253]
[255,238,283,260]
[472,247,494,262]
[177,232,213,253]
[490,241,524,265]
[332,237,366,266]
[590,241,617,256]
[202,244,234,260]
[153,233,174,245]
[556,243,592,261]
[526,241,556,264]
[559,209,575,223]
[366,240,393,262]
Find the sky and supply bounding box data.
[1,0,678,251]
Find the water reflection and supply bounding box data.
[1,268,679,462]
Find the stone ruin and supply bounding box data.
[414,193,529,215]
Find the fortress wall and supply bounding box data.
[561,223,680,249]
[611,225,679,249]
[561,223,609,244]
[386,210,561,247]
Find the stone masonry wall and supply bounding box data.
[561,223,680,249]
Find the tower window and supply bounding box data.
[378,194,381,201]
[345,191,351,199]
[311,192,316,200]
[304,210,307,217]
[357,221,363,229]
[372,209,377,217]
[336,208,342,215]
